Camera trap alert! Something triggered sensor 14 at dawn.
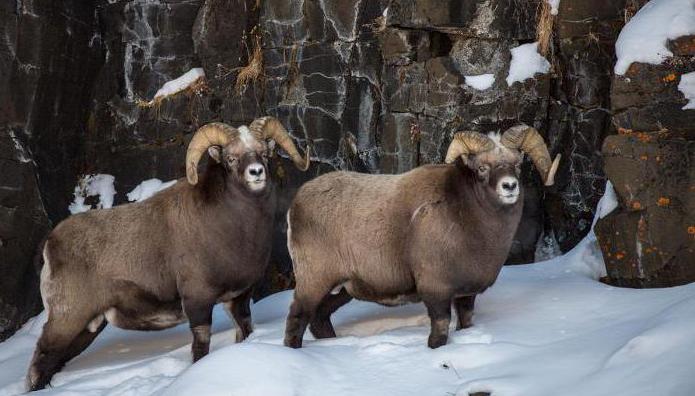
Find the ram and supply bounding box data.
[27,117,309,391]
[284,125,559,349]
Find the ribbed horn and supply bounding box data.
[185,123,236,185]
[500,124,561,186]
[444,131,495,164]
[249,116,310,171]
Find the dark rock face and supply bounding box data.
[0,0,658,338]
[597,134,695,287]
[0,0,100,340]
[543,0,628,252]
[595,33,695,288]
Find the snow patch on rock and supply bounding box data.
[505,42,551,86]
[465,74,495,90]
[152,68,205,102]
[614,0,695,75]
[68,174,117,214]
[547,0,560,15]
[678,71,695,110]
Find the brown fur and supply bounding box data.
[27,142,276,391]
[284,157,524,349]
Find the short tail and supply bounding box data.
[33,235,49,275]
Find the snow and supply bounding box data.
[547,0,560,15]
[614,0,695,75]
[126,178,177,202]
[505,42,551,86]
[4,183,695,396]
[67,174,116,214]
[151,68,205,102]
[465,74,496,90]
[677,71,695,110]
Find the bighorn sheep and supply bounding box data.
[284,124,559,349]
[27,117,310,391]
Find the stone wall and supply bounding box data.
[1,0,635,339]
[595,34,695,288]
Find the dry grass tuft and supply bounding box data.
[624,0,641,23]
[536,0,554,57]
[235,28,264,95]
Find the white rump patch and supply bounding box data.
[39,245,52,311]
[286,210,295,265]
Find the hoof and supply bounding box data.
[284,336,303,349]
[428,334,448,349]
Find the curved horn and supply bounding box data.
[444,131,495,163]
[249,116,310,171]
[185,122,236,185]
[501,124,561,186]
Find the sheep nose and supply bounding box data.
[248,165,264,176]
[502,181,518,191]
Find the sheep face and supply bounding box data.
[466,145,522,206]
[208,126,270,193]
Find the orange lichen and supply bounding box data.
[663,73,677,82]
[615,252,626,260]
[631,201,642,210]
[688,226,695,235]
[657,197,671,207]
[617,128,654,143]
[640,154,648,160]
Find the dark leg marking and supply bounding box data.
[26,316,97,391]
[183,297,215,362]
[228,288,254,343]
[309,288,352,339]
[284,294,323,349]
[454,295,476,330]
[423,296,452,349]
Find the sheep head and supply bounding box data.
[185,118,310,192]
[445,125,560,205]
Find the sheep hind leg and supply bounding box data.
[26,315,94,391]
[227,288,254,343]
[284,290,325,349]
[423,296,452,349]
[454,295,476,330]
[309,288,352,339]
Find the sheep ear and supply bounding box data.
[208,146,223,163]
[461,154,477,169]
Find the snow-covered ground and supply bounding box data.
[2,187,695,396]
